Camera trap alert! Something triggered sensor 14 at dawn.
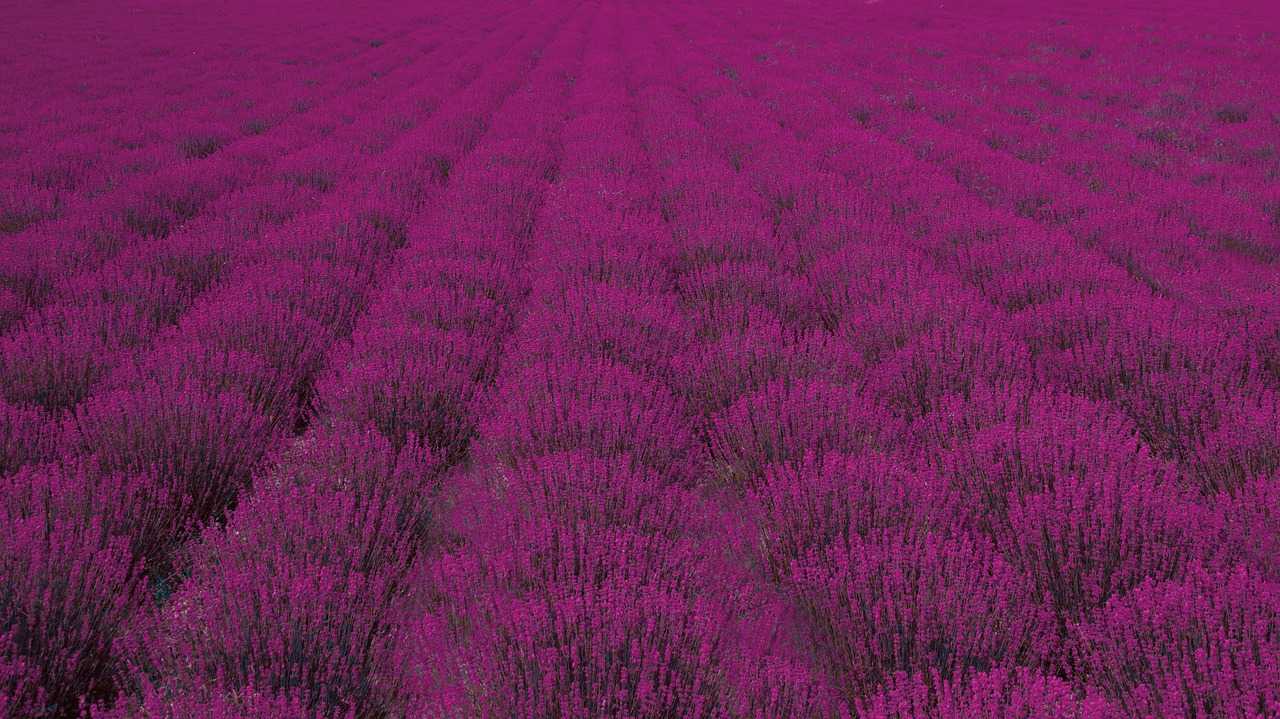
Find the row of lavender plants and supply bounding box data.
[406,4,818,714]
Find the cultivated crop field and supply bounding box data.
[2,0,1280,717]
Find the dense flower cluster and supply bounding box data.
[2,0,1279,717]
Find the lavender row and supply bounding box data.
[405,6,771,715]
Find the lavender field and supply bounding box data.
[2,0,1280,716]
